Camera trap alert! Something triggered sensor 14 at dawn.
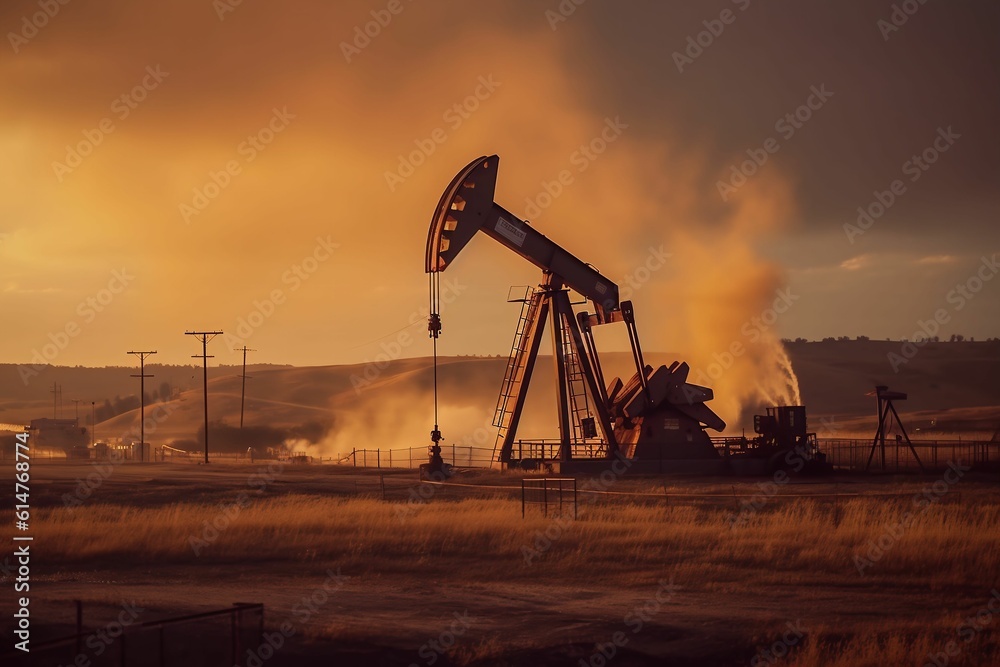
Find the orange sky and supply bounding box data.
[2,0,998,371]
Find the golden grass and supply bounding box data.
[19,493,1000,664]
[28,494,1000,587]
[788,622,998,667]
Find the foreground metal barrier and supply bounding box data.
[522,477,577,519]
[8,602,263,667]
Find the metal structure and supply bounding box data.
[9,602,263,667]
[50,382,62,419]
[128,349,156,458]
[424,155,725,468]
[714,405,828,473]
[234,345,256,429]
[185,330,223,464]
[865,385,925,472]
[521,478,577,518]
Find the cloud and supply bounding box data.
[915,254,957,265]
[839,255,871,271]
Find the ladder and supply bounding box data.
[493,291,540,458]
[560,313,590,442]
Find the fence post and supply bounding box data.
[377,449,380,469]
[231,608,238,667]
[75,600,83,655]
[389,449,393,468]
[352,448,356,467]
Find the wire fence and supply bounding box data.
[818,438,998,472]
[17,439,998,474]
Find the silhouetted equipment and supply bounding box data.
[185,330,223,465]
[128,350,156,459]
[424,155,725,469]
[865,385,924,472]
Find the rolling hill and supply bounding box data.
[3,340,998,457]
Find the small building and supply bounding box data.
[28,418,88,453]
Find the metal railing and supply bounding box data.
[522,477,577,518]
[510,439,607,461]
[7,602,263,667]
[818,438,997,472]
[343,445,496,469]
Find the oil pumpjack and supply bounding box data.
[424,155,727,472]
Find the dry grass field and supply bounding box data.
[2,462,999,665]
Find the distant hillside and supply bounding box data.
[2,340,998,455]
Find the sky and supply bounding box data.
[2,0,998,371]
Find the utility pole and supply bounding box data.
[234,346,256,429]
[71,398,82,423]
[51,382,61,419]
[185,331,223,464]
[127,350,157,460]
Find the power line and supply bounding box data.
[185,331,223,464]
[127,350,156,460]
[234,346,256,429]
